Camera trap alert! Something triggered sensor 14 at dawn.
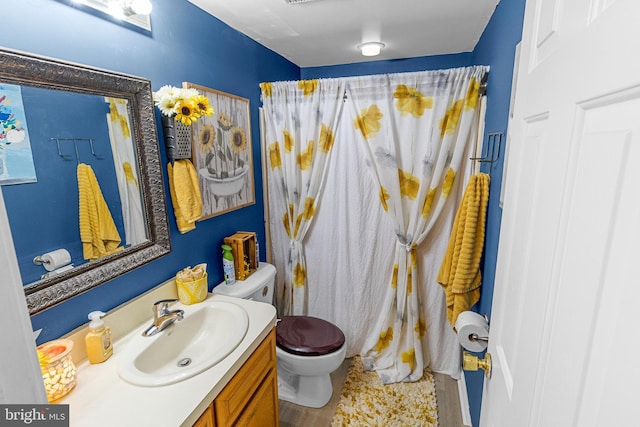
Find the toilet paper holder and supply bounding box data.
[33,248,72,272]
[33,255,52,267]
[468,333,489,343]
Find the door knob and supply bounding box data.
[463,351,492,378]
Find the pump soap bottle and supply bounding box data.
[85,311,113,364]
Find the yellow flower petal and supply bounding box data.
[284,130,294,152]
[354,104,383,139]
[282,210,291,238]
[294,213,303,238]
[260,82,273,98]
[298,79,319,96]
[394,85,433,118]
[398,169,420,200]
[297,140,314,170]
[269,142,281,169]
[415,318,426,337]
[391,264,399,288]
[422,188,436,217]
[440,99,464,137]
[401,348,416,371]
[465,78,480,110]
[319,123,335,153]
[442,167,456,197]
[302,197,315,220]
[293,263,306,287]
[376,327,394,353]
[379,185,390,211]
[123,162,137,185]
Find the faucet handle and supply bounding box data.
[153,298,179,315]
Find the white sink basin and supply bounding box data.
[117,300,248,387]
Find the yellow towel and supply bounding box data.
[168,159,203,234]
[77,163,123,261]
[437,173,490,327]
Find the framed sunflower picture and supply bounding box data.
[183,82,255,219]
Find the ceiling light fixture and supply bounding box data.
[67,0,152,30]
[358,42,385,57]
[129,0,152,15]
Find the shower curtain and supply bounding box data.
[105,97,146,246]
[260,78,346,315]
[263,66,488,380]
[346,67,488,382]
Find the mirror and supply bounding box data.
[0,47,171,314]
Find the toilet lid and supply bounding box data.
[276,316,345,356]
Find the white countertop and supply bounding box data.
[59,294,276,427]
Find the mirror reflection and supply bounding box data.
[1,85,148,286]
[0,47,171,314]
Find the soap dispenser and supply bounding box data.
[85,311,113,364]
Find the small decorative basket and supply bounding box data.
[176,272,208,305]
[37,339,77,402]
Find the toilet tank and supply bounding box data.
[211,262,276,304]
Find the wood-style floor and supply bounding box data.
[278,358,464,426]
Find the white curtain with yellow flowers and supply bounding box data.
[105,97,146,246]
[346,66,488,383]
[260,78,345,315]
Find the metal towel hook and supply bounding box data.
[470,132,503,175]
[51,137,103,164]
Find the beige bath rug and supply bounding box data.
[331,356,438,426]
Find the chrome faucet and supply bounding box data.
[142,299,184,337]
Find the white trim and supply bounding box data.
[0,190,47,403]
[458,371,473,427]
[259,107,273,264]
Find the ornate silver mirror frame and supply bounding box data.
[0,47,171,314]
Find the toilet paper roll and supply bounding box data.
[455,311,489,352]
[40,249,72,272]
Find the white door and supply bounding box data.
[481,0,640,425]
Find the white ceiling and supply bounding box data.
[187,0,500,68]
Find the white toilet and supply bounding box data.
[212,262,346,408]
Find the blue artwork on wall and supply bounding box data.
[0,84,37,185]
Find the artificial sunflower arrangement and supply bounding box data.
[153,85,214,126]
[199,110,248,179]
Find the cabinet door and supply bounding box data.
[193,404,214,427]
[233,368,279,427]
[214,329,278,426]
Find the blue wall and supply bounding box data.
[301,53,473,79]
[3,0,299,343]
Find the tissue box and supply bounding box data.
[224,231,257,280]
[176,272,208,305]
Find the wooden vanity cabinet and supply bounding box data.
[192,405,214,427]
[193,328,279,427]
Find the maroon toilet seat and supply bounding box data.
[276,316,345,356]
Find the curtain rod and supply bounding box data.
[341,72,489,101]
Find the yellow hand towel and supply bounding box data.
[77,163,123,261]
[168,159,203,234]
[437,173,490,327]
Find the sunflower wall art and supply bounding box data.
[183,82,255,219]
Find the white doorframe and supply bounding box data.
[0,189,47,403]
